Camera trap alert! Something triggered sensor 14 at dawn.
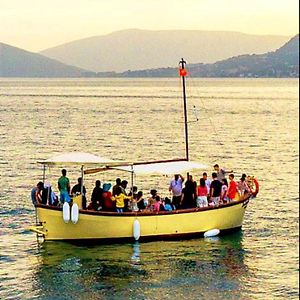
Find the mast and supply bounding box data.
[179,58,189,161]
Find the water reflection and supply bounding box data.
[30,232,249,299]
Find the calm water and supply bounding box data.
[0,78,298,299]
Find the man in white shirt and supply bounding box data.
[202,172,211,195]
[169,174,184,209]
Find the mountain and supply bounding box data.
[0,43,88,77]
[113,34,299,78]
[40,29,289,72]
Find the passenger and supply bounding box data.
[58,169,71,204]
[189,175,198,203]
[197,178,208,207]
[71,177,87,209]
[111,186,132,213]
[153,195,164,212]
[213,164,233,181]
[169,174,184,209]
[43,183,58,206]
[130,197,139,212]
[146,189,157,211]
[210,172,222,206]
[221,178,229,204]
[120,180,130,211]
[136,191,146,211]
[227,174,237,202]
[112,178,122,196]
[91,180,103,210]
[202,172,211,197]
[181,180,196,209]
[128,186,138,199]
[102,183,114,211]
[121,180,128,195]
[237,175,251,198]
[31,181,44,205]
[164,197,174,211]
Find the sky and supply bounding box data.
[0,0,299,52]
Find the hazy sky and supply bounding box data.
[1,0,299,52]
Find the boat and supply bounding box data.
[29,59,259,243]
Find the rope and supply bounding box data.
[187,70,224,146]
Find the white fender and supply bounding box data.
[71,203,79,224]
[133,219,140,241]
[204,229,220,238]
[62,202,70,223]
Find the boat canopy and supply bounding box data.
[84,159,208,175]
[38,153,208,175]
[37,152,123,166]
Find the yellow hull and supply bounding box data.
[31,197,251,242]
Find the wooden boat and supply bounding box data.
[30,59,259,243]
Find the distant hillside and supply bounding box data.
[112,34,299,78]
[0,43,87,77]
[40,29,289,72]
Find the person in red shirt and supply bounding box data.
[197,178,208,207]
[227,174,237,202]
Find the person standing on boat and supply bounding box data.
[213,164,233,181]
[91,180,103,210]
[180,179,196,209]
[210,172,222,206]
[58,169,71,204]
[71,177,87,209]
[112,178,122,196]
[202,172,211,196]
[111,186,132,213]
[169,174,184,209]
[102,183,114,211]
[227,174,237,202]
[197,178,208,207]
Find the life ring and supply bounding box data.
[247,176,259,197]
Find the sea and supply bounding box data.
[0,78,298,299]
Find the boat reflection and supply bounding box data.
[32,232,249,298]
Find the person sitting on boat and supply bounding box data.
[31,181,44,205]
[128,186,138,199]
[129,198,139,212]
[146,189,157,211]
[181,180,196,209]
[111,186,132,213]
[90,180,103,210]
[169,174,184,209]
[71,177,87,209]
[112,178,122,196]
[164,197,174,211]
[210,172,222,206]
[58,169,71,204]
[221,178,229,204]
[153,195,165,212]
[102,183,114,211]
[197,178,208,207]
[227,174,237,202]
[136,191,146,211]
[213,164,233,181]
